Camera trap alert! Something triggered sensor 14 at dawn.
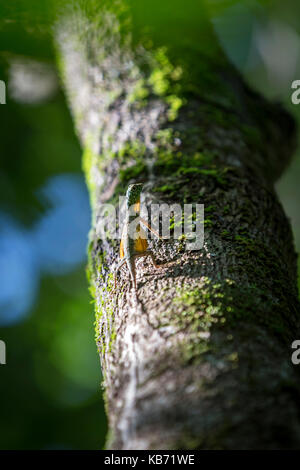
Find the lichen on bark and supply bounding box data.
[55,0,300,449]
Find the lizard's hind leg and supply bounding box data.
[129,251,172,291]
[148,251,173,269]
[114,258,127,288]
[133,251,171,269]
[148,251,161,268]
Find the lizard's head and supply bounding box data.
[126,183,143,209]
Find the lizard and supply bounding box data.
[114,183,168,292]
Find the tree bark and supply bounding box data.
[55,0,300,449]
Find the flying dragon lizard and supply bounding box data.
[114,183,170,291]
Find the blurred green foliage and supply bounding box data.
[0,270,107,449]
[0,1,107,449]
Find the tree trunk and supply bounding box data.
[55,0,300,449]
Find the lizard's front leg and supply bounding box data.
[145,251,173,269]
